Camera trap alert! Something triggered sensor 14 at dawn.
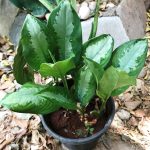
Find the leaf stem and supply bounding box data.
[62,76,70,96]
[48,51,69,95]
[38,0,55,12]
[88,0,101,39]
[99,100,106,113]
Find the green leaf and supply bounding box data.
[9,0,56,17]
[1,83,76,114]
[13,41,34,85]
[111,85,129,96]
[75,67,96,106]
[84,34,114,68]
[112,39,148,76]
[21,15,52,70]
[47,0,82,63]
[39,57,75,78]
[97,66,136,101]
[84,57,104,85]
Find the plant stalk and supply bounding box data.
[48,51,69,95]
[62,76,70,95]
[99,100,106,113]
[38,0,55,12]
[88,0,101,39]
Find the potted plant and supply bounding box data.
[1,0,148,149]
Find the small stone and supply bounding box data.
[128,116,138,127]
[89,1,96,11]
[79,6,90,20]
[117,109,130,120]
[45,78,53,84]
[106,2,115,8]
[8,55,14,62]
[111,114,124,129]
[81,1,88,7]
[85,0,93,2]
[45,13,50,20]
[138,68,147,78]
[125,100,142,110]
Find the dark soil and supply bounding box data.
[44,98,110,139]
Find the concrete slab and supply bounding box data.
[9,13,26,47]
[0,0,18,36]
[82,17,129,48]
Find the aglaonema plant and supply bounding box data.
[9,0,77,17]
[1,0,148,135]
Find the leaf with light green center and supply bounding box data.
[75,67,96,106]
[112,39,148,76]
[0,83,76,114]
[39,57,75,78]
[47,0,82,63]
[21,14,51,70]
[97,66,136,102]
[84,34,114,68]
[84,57,104,85]
[9,0,56,17]
[13,41,34,84]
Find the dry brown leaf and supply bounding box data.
[124,100,141,111]
[0,133,14,150]
[138,117,150,136]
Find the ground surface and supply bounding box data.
[0,5,150,150]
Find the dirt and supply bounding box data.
[44,99,109,139]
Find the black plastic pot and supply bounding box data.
[41,97,115,150]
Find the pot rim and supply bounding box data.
[40,97,115,145]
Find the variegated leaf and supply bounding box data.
[21,14,52,70]
[47,0,82,63]
[75,67,96,106]
[112,39,148,76]
[84,34,114,68]
[1,83,76,114]
[13,41,34,84]
[84,57,104,85]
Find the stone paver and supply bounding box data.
[82,16,129,48]
[0,0,18,36]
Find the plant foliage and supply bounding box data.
[1,0,148,115]
[9,0,56,16]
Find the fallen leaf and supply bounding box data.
[138,117,150,136]
[124,100,141,110]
